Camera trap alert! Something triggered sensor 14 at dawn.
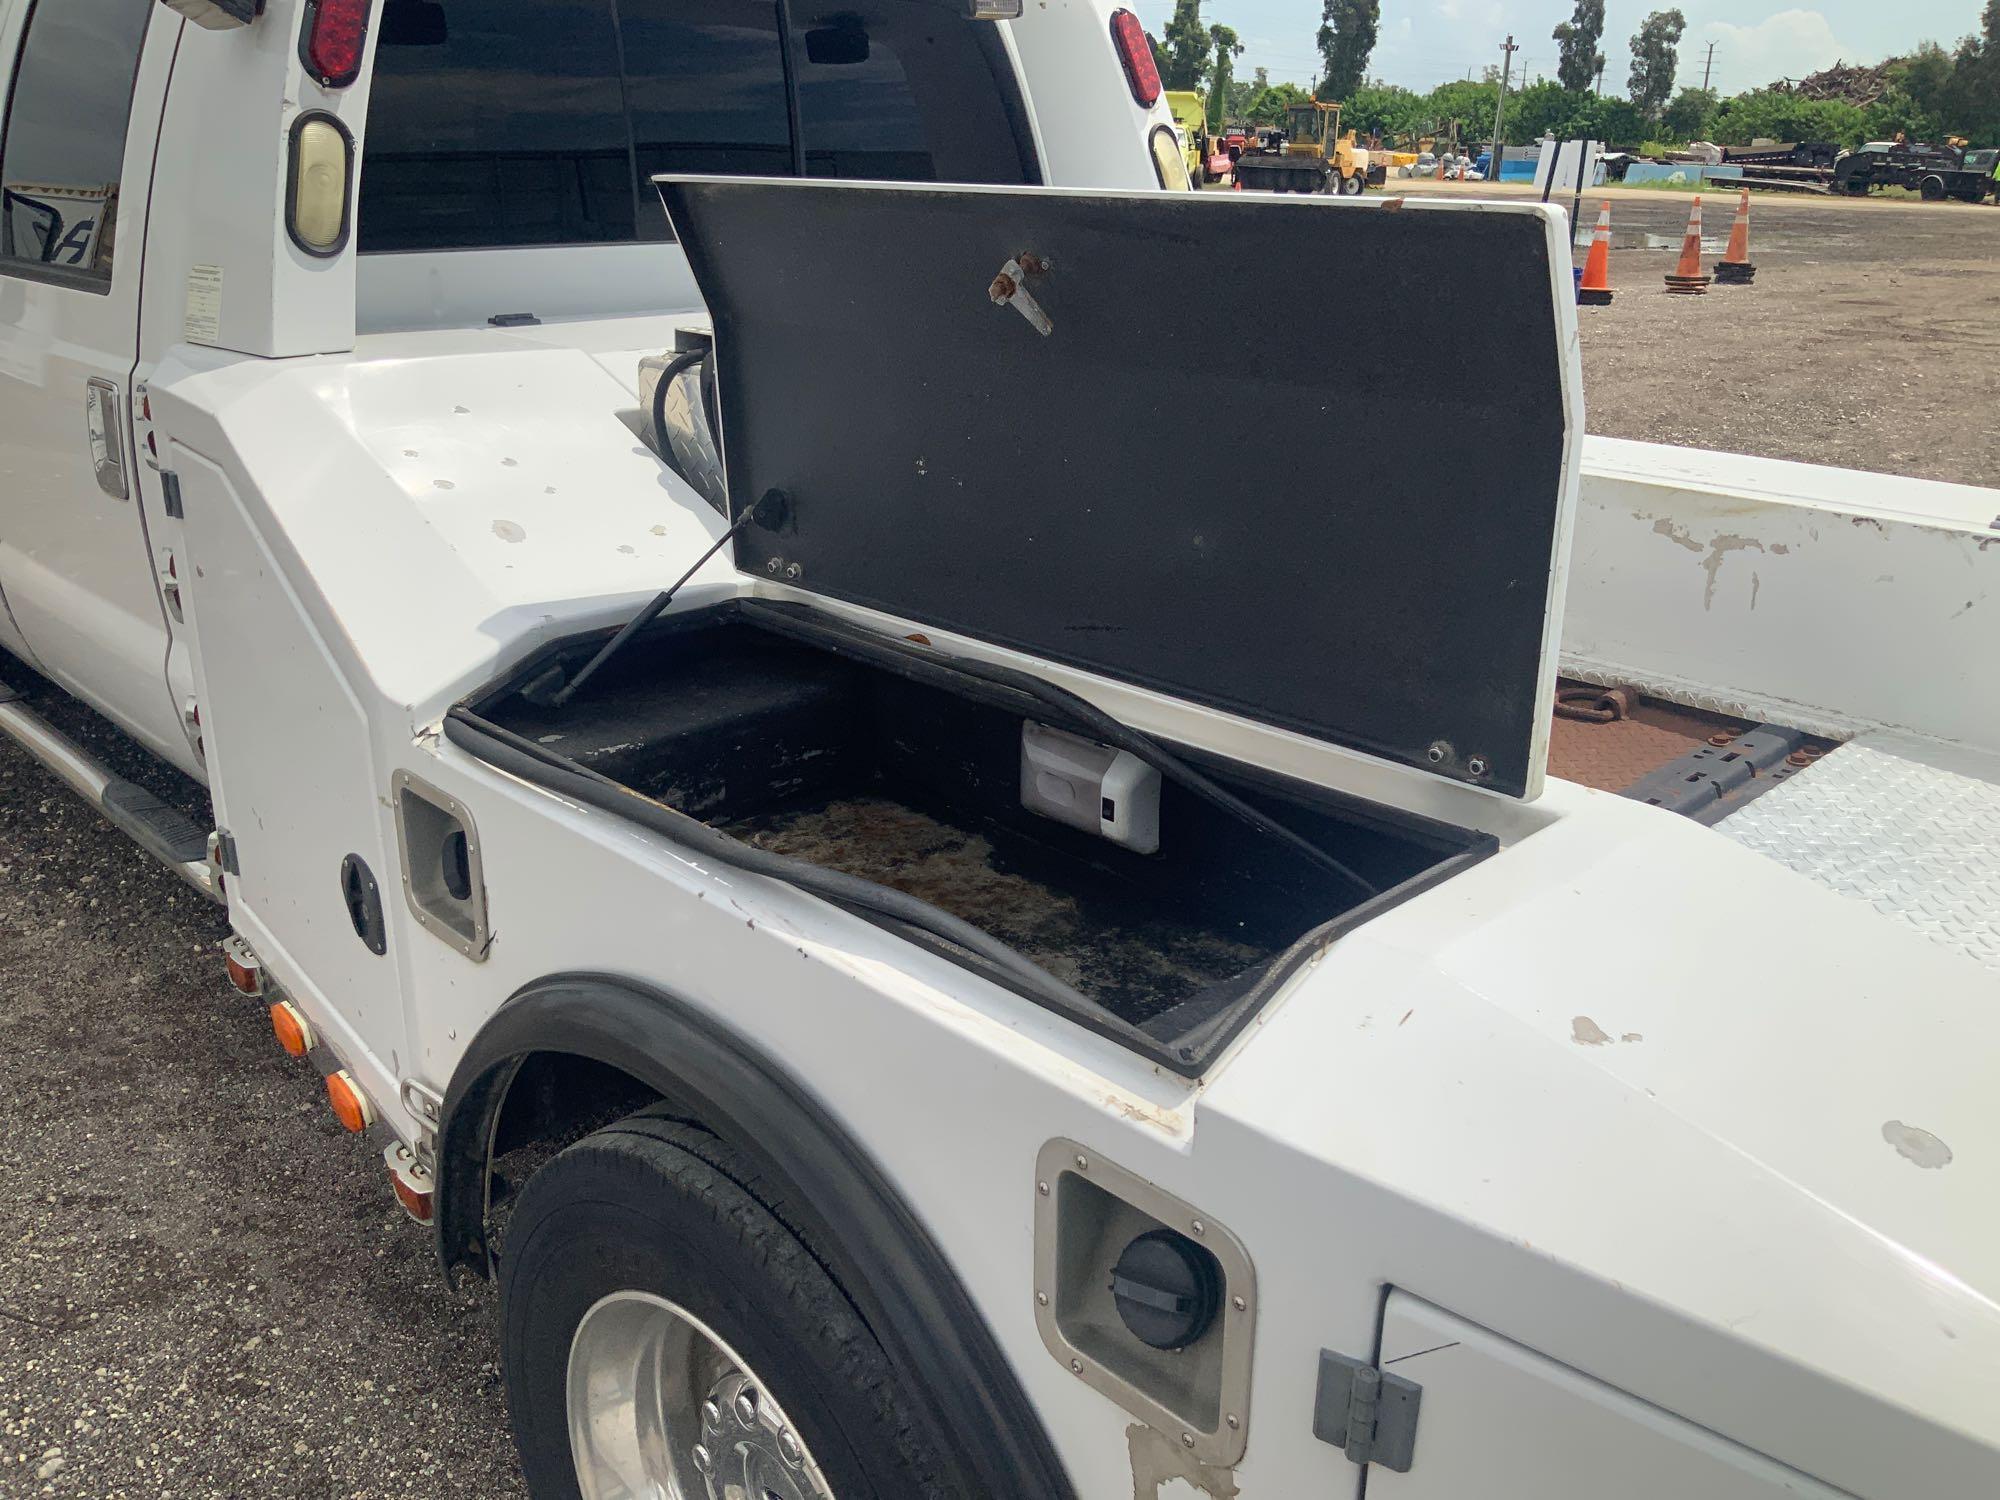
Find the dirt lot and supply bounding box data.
[1409,179,2000,486]
[0,681,527,1497]
[2,181,1995,1499]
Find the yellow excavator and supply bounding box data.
[1232,101,1380,195]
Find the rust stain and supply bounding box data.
[1699,533,1765,610]
[1649,516,1704,554]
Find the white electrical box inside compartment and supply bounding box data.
[1020,722,1161,854]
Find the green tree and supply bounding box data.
[1208,24,1244,127]
[1896,41,1956,121]
[1159,0,1212,90]
[1563,93,1647,145]
[1245,80,1313,124]
[1946,1,2000,141]
[1317,0,1380,101]
[1346,82,1430,141]
[1552,0,1606,93]
[1506,80,1580,142]
[1627,9,1686,123]
[1425,78,1500,137]
[1708,90,1870,148]
[1662,85,1718,140]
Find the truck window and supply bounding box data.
[359,0,1035,253]
[0,0,150,284]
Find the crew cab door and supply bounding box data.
[0,0,183,760]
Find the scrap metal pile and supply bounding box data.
[1768,59,1898,106]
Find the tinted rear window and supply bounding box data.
[0,0,151,282]
[360,0,1035,253]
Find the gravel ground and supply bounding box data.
[3,182,1995,1499]
[0,677,526,1498]
[1405,180,2000,486]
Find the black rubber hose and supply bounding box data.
[647,348,709,486]
[441,708,1104,1021]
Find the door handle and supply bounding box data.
[84,377,129,500]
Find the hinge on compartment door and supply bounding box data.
[208,829,240,878]
[160,470,185,519]
[1312,1349,1422,1473]
[400,1079,445,1166]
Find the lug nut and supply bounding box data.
[701,1399,723,1432]
[691,1443,714,1475]
[734,1389,760,1429]
[778,1429,804,1467]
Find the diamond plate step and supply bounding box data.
[1721,733,2000,974]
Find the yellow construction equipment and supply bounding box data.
[1231,101,1378,195]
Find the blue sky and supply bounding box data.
[1127,3,1986,95]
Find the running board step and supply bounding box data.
[0,677,220,903]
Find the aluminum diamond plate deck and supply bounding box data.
[1722,734,2000,974]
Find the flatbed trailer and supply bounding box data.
[1833,141,1992,200]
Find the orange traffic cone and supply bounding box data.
[1713,189,1755,284]
[1664,196,1711,295]
[1578,201,1614,305]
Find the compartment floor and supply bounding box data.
[726,796,1267,1021]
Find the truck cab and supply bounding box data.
[2,5,1998,1500]
[0,0,1179,775]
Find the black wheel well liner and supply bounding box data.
[435,971,1075,1500]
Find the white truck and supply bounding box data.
[2,2,1997,1498]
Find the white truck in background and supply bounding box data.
[2,2,1997,1499]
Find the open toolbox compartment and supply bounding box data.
[447,176,1579,1074]
[454,600,1489,1074]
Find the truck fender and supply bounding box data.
[435,971,1075,1500]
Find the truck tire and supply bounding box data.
[1339,172,1364,196]
[501,1113,954,1500]
[1920,175,1946,201]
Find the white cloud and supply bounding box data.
[1437,0,1506,28]
[1694,8,1851,91]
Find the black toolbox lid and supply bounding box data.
[656,177,1578,799]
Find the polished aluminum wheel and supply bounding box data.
[567,1290,836,1500]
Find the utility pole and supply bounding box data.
[1701,41,1716,93]
[1489,34,1517,181]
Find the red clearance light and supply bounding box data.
[1109,11,1161,108]
[301,0,369,89]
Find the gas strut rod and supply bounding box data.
[551,487,790,707]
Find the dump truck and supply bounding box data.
[1166,88,1227,183]
[1232,100,1379,194]
[2,2,1997,1498]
